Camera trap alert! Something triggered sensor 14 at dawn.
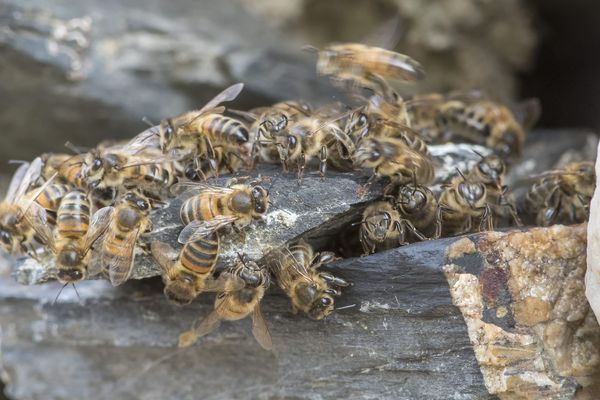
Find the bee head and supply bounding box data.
[123,192,150,212]
[494,129,521,159]
[353,138,383,168]
[477,155,505,185]
[164,275,197,306]
[346,112,369,140]
[308,295,334,320]
[458,181,486,208]
[398,186,426,213]
[0,229,13,253]
[367,212,392,241]
[251,186,269,217]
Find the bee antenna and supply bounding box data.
[472,149,484,159]
[53,283,69,305]
[237,252,248,266]
[8,159,28,165]
[72,283,82,303]
[64,141,85,155]
[266,177,278,195]
[142,116,156,127]
[456,168,467,181]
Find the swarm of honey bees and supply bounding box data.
[0,43,595,350]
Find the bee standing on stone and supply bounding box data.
[178,255,272,350]
[91,192,153,286]
[267,240,349,320]
[151,234,244,306]
[524,161,595,226]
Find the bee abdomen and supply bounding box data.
[201,116,249,145]
[180,232,219,275]
[57,190,90,237]
[180,194,226,225]
[35,183,71,211]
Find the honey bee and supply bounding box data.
[353,135,434,188]
[406,93,539,158]
[178,255,272,350]
[31,189,113,283]
[269,116,356,182]
[438,170,493,236]
[151,235,244,306]
[311,43,425,100]
[174,181,270,244]
[467,153,521,226]
[25,183,72,225]
[92,192,152,286]
[54,153,89,189]
[0,159,48,255]
[158,83,250,172]
[39,153,73,181]
[524,161,595,226]
[81,147,186,194]
[394,183,441,239]
[358,201,417,255]
[267,240,349,320]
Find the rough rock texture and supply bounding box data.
[444,225,600,399]
[586,140,600,323]
[1,0,537,171]
[1,238,496,400]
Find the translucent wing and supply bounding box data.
[5,162,31,203]
[178,216,238,244]
[197,83,244,115]
[228,109,258,122]
[202,272,245,293]
[251,305,273,351]
[513,98,541,131]
[11,157,43,204]
[178,308,223,348]
[83,207,114,252]
[170,181,234,197]
[123,127,161,154]
[22,202,55,252]
[150,241,177,276]
[104,228,140,286]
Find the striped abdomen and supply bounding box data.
[179,231,219,276]
[199,115,249,145]
[34,184,71,212]
[56,190,90,238]
[180,193,230,225]
[123,164,177,187]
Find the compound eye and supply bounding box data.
[0,231,11,246]
[165,125,174,140]
[369,151,380,162]
[137,200,150,210]
[91,158,103,171]
[358,113,368,127]
[125,193,136,202]
[320,297,332,306]
[288,136,297,149]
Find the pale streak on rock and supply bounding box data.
[586,139,600,323]
[444,225,600,399]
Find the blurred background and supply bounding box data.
[0,0,599,169]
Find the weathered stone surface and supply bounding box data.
[445,225,600,399]
[1,237,496,400]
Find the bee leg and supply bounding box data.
[310,251,337,269]
[319,146,328,180]
[401,219,427,242]
[359,227,373,256]
[324,287,342,297]
[433,205,444,239]
[250,142,260,170]
[393,221,408,246]
[297,153,306,185]
[478,204,494,231]
[320,271,349,287]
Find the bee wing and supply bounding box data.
[10,157,43,204]
[150,241,178,276]
[170,182,234,197]
[178,216,238,244]
[5,162,31,204]
[123,127,161,154]
[178,308,224,348]
[83,207,114,252]
[203,272,245,293]
[227,109,258,122]
[22,202,55,252]
[268,247,313,283]
[513,98,541,131]
[251,305,272,351]
[197,83,244,115]
[105,227,140,286]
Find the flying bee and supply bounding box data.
[468,153,521,226]
[91,192,152,286]
[30,189,112,283]
[158,83,250,172]
[178,255,272,350]
[173,180,270,244]
[268,115,356,182]
[151,236,244,306]
[524,161,595,226]
[310,43,425,101]
[0,158,50,255]
[353,135,434,189]
[438,170,493,236]
[267,240,349,320]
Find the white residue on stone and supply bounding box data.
[266,209,298,228]
[586,140,600,322]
